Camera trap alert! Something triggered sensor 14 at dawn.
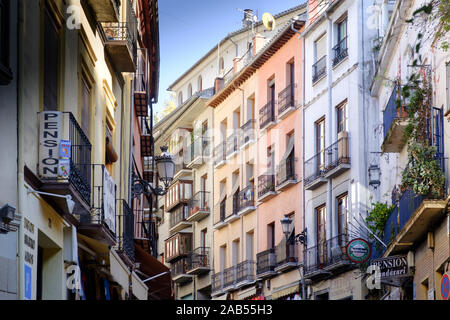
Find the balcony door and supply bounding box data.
[316,205,327,266]
[316,118,326,172]
[337,193,348,247]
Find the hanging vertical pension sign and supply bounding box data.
[39,111,62,178]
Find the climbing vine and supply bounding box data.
[365,202,395,251]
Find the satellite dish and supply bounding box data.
[262,12,276,31]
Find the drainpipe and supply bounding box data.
[229,36,239,58]
[324,12,335,242]
[291,19,307,301]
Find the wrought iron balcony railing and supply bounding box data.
[226,133,239,157]
[324,136,350,172]
[99,22,137,71]
[259,100,276,129]
[187,247,210,271]
[278,83,297,114]
[223,265,236,288]
[276,156,297,186]
[312,55,327,83]
[214,141,226,166]
[332,37,348,66]
[240,120,256,146]
[187,135,210,163]
[236,260,256,283]
[212,271,224,293]
[257,174,276,198]
[304,151,326,186]
[187,191,211,217]
[256,248,276,275]
[238,185,255,212]
[116,199,135,262]
[276,240,298,266]
[383,85,405,139]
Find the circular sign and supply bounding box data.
[345,238,371,263]
[441,273,450,300]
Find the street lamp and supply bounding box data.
[132,146,175,197]
[280,214,308,300]
[368,164,381,189]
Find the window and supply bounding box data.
[43,3,61,110]
[198,75,202,92]
[316,204,327,264]
[80,73,91,138]
[178,91,183,106]
[267,222,275,249]
[337,193,348,245]
[0,0,12,85]
[313,34,327,82]
[287,60,295,103]
[336,101,347,134]
[316,118,326,170]
[333,16,348,66]
[200,228,207,248]
[187,83,192,98]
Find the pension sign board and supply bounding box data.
[371,255,408,278]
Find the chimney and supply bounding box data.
[214,77,225,94]
[242,9,254,28]
[252,33,265,56]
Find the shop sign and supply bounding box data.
[370,255,408,278]
[345,238,371,263]
[103,168,116,232]
[39,111,62,178]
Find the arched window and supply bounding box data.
[178,91,183,106]
[197,75,202,92]
[188,83,192,98]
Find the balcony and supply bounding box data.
[214,141,227,168]
[186,135,210,169]
[134,49,148,117]
[226,133,239,159]
[381,86,408,153]
[164,232,192,263]
[332,37,348,67]
[99,22,137,72]
[312,55,327,83]
[143,157,153,183]
[277,84,297,120]
[223,266,237,291]
[323,133,350,179]
[256,248,277,278]
[140,117,153,157]
[173,153,192,181]
[257,174,278,202]
[213,198,227,229]
[239,120,256,149]
[85,0,120,22]
[38,111,91,221]
[165,180,192,212]
[186,247,210,275]
[169,204,192,234]
[211,271,224,295]
[115,199,135,265]
[276,157,298,191]
[259,100,277,131]
[304,152,327,190]
[382,190,447,257]
[304,234,353,281]
[171,257,193,284]
[78,164,116,246]
[235,260,256,288]
[275,241,298,273]
[237,185,256,216]
[186,191,210,222]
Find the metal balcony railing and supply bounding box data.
[238,185,255,212]
[304,234,350,274]
[65,112,92,205]
[223,266,236,288]
[324,136,350,171]
[332,37,348,66]
[278,83,297,114]
[116,199,135,262]
[276,241,298,266]
[383,85,406,139]
[259,100,276,129]
[100,22,137,66]
[304,151,326,185]
[169,204,190,229]
[88,164,116,228]
[187,247,210,271]
[257,174,276,198]
[214,141,226,166]
[240,120,256,146]
[174,152,189,175]
[256,248,276,275]
[312,55,327,83]
[212,271,224,293]
[276,156,297,186]
[187,135,210,163]
[188,191,210,216]
[226,133,239,157]
[236,260,256,283]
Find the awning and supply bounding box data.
[219,185,227,202]
[134,242,173,300]
[231,178,240,195]
[272,282,300,300]
[131,271,148,300]
[280,134,295,163]
[109,250,131,294]
[212,293,228,300]
[237,286,257,300]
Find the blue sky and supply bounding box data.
[154,0,306,113]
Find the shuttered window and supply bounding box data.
[81,74,91,138]
[43,5,60,110]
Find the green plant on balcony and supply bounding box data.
[366,202,395,251]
